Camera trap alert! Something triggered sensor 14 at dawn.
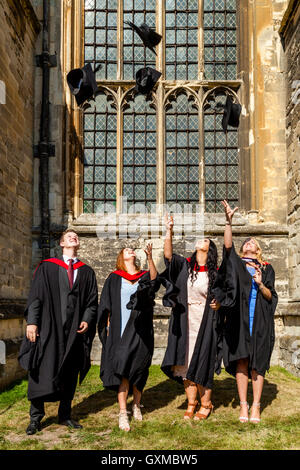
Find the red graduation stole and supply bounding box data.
[43,258,85,270]
[186,258,208,272]
[113,269,148,281]
[33,258,85,278]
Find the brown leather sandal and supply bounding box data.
[184,400,198,420]
[194,403,214,421]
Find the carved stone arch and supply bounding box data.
[164,85,200,110]
[94,85,118,111]
[202,86,241,111]
[121,87,158,113]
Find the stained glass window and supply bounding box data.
[166,92,200,208]
[84,0,117,80]
[83,93,117,213]
[82,1,241,214]
[203,0,237,80]
[204,91,239,212]
[123,95,156,209]
[123,0,156,80]
[165,0,199,80]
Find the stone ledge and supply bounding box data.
[0,300,26,320]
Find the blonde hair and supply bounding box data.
[239,237,265,265]
[116,248,140,272]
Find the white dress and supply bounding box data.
[172,271,209,379]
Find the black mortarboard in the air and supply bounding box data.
[125,22,162,55]
[222,95,242,132]
[135,67,162,95]
[67,63,101,106]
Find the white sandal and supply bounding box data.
[250,402,261,423]
[239,401,249,423]
[119,410,131,432]
[132,403,143,421]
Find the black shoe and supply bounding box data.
[26,421,41,435]
[58,418,82,429]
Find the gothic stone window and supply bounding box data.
[82,0,240,214]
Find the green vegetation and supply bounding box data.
[0,365,299,450]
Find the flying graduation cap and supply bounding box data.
[135,67,162,95]
[67,63,101,107]
[125,22,162,55]
[221,95,242,132]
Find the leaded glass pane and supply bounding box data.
[166,1,198,80]
[123,1,156,79]
[84,2,117,79]
[123,95,156,206]
[166,92,199,207]
[204,91,239,213]
[204,1,237,80]
[83,94,116,212]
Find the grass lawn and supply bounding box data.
[0,365,299,450]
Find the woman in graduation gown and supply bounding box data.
[98,244,160,432]
[161,214,222,421]
[212,200,278,423]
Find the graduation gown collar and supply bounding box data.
[40,257,85,270]
[112,269,148,281]
[185,258,208,272]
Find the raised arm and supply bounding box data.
[221,200,238,250]
[144,243,157,280]
[164,213,174,261]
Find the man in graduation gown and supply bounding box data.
[18,229,98,435]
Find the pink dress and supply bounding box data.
[172,271,209,379]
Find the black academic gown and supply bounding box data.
[161,254,222,389]
[18,258,98,401]
[212,243,278,377]
[97,270,162,393]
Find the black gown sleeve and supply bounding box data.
[164,253,187,284]
[212,243,240,308]
[81,269,98,324]
[263,264,278,309]
[126,272,160,312]
[18,263,45,371]
[27,299,42,326]
[97,275,112,345]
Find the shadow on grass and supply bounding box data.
[175,376,278,413]
[28,373,279,429]
[46,378,184,424]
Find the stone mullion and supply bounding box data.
[115,1,123,213]
[156,0,165,215]
[117,0,123,80]
[73,0,83,219]
[63,0,73,222]
[198,87,205,208]
[198,0,204,80]
[116,88,123,213]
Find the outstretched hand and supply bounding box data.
[144,242,153,260]
[221,200,238,223]
[164,213,174,231]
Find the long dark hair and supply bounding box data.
[187,239,218,299]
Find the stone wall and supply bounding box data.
[0,0,40,300]
[0,302,27,391]
[279,0,300,376]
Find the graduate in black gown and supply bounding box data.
[212,200,278,423]
[18,230,98,434]
[161,214,222,421]
[98,244,160,432]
